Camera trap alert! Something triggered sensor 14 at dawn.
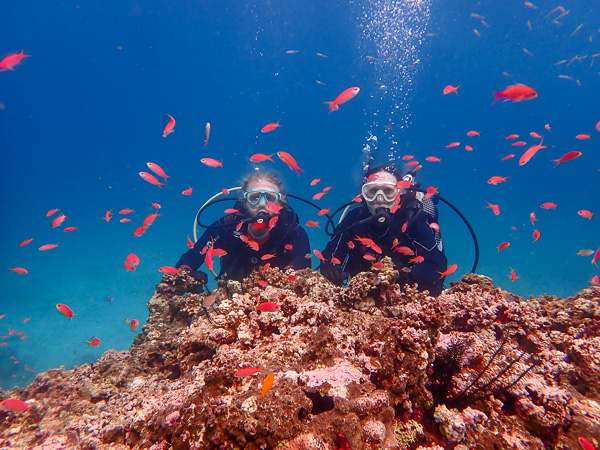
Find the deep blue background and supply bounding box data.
[1,0,598,389]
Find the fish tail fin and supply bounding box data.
[550,159,561,168]
[295,167,305,177]
[203,139,208,146]
[491,91,503,105]
[323,101,338,113]
[267,153,275,162]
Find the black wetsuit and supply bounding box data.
[176,202,311,281]
[320,192,448,295]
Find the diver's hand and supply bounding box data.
[321,263,348,286]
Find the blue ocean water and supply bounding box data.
[1,0,598,390]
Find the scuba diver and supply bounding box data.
[176,170,311,287]
[320,164,448,296]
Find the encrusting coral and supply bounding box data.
[1,263,599,449]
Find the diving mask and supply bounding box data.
[361,181,399,203]
[244,190,282,206]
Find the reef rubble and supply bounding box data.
[1,262,599,449]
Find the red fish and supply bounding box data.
[445,142,460,148]
[424,186,439,199]
[484,201,500,215]
[540,202,557,209]
[425,156,442,163]
[234,367,264,377]
[151,202,161,209]
[182,186,193,195]
[8,267,28,275]
[575,134,591,140]
[466,130,480,137]
[19,238,34,247]
[268,216,279,229]
[545,123,551,131]
[147,162,169,182]
[551,151,581,167]
[39,244,59,251]
[509,267,518,282]
[119,208,134,214]
[592,247,600,266]
[120,219,132,223]
[511,141,527,146]
[204,122,211,146]
[318,208,330,216]
[123,261,136,271]
[51,214,67,228]
[256,302,280,312]
[265,203,283,214]
[530,212,538,225]
[410,255,425,264]
[130,319,139,331]
[363,254,376,261]
[330,257,342,265]
[437,264,457,278]
[0,50,31,71]
[132,225,149,237]
[143,212,161,227]
[139,172,165,189]
[530,132,542,139]
[505,134,519,140]
[532,229,541,242]
[443,84,460,95]
[488,176,509,185]
[323,87,360,113]
[0,398,30,413]
[394,246,414,255]
[465,145,473,151]
[163,114,175,137]
[250,153,275,163]
[355,237,382,254]
[313,250,326,262]
[201,158,223,168]
[313,192,325,200]
[104,209,113,222]
[405,161,419,167]
[261,120,281,133]
[497,242,510,252]
[126,253,140,266]
[306,220,320,228]
[501,154,515,161]
[261,253,276,260]
[519,138,546,166]
[310,178,321,186]
[577,437,596,450]
[277,151,304,176]
[492,83,537,104]
[590,276,600,286]
[578,210,593,219]
[86,337,101,347]
[158,266,180,275]
[56,303,75,320]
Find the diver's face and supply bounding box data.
[363,171,398,215]
[243,178,282,217]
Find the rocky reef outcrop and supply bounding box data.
[1,261,599,449]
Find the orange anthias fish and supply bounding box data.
[200,158,223,168]
[577,437,596,450]
[39,244,59,251]
[163,114,175,137]
[591,246,600,266]
[123,261,136,271]
[119,208,134,214]
[182,186,193,195]
[541,202,557,209]
[575,134,591,140]
[466,130,480,136]
[86,337,101,347]
[497,242,510,252]
[8,267,28,275]
[484,201,500,215]
[519,138,547,166]
[51,214,67,228]
[437,264,458,278]
[530,212,538,225]
[492,83,538,104]
[261,120,281,133]
[56,303,75,320]
[261,373,275,398]
[313,250,326,262]
[0,398,30,413]
[104,209,113,222]
[577,210,593,220]
[130,319,139,331]
[132,225,149,237]
[20,238,34,247]
[0,50,31,71]
[532,229,541,242]
[551,151,581,167]
[250,153,275,163]
[139,172,165,189]
[126,253,140,266]
[509,267,518,282]
[443,84,460,95]
[488,176,509,185]
[256,302,280,312]
[158,266,181,275]
[445,142,460,148]
[46,208,60,217]
[323,87,360,113]
[147,162,169,182]
[306,220,320,228]
[310,178,321,186]
[234,367,264,378]
[277,151,304,176]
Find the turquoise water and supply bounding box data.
[1,0,598,389]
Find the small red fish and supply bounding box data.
[313,250,326,262]
[488,176,509,185]
[318,208,330,216]
[158,266,181,275]
[130,319,139,331]
[277,151,304,176]
[268,216,279,229]
[147,162,169,182]
[139,172,165,189]
[484,201,500,215]
[497,242,510,252]
[394,246,415,255]
[530,132,542,139]
[505,134,519,140]
[330,257,342,265]
[163,114,175,137]
[545,123,551,131]
[501,154,515,161]
[466,130,480,136]
[182,186,193,195]
[8,267,28,275]
[509,267,518,282]
[363,254,376,261]
[347,241,355,249]
[306,220,320,228]
[126,253,140,266]
[492,83,538,104]
[310,178,321,186]
[143,212,161,227]
[323,87,360,113]
[410,255,425,264]
[39,244,59,251]
[437,264,457,278]
[204,122,211,146]
[575,134,591,140]
[532,229,540,242]
[540,202,557,209]
[261,120,281,133]
[123,261,136,271]
[86,337,101,347]
[261,373,275,398]
[0,50,31,71]
[257,280,268,287]
[132,225,149,237]
[234,367,263,377]
[151,202,161,209]
[519,138,546,166]
[511,141,527,146]
[577,437,596,450]
[424,186,439,199]
[445,142,460,148]
[265,203,283,214]
[577,210,593,220]
[551,151,581,167]
[592,247,600,267]
[313,192,325,200]
[200,158,223,168]
[51,214,67,228]
[19,238,34,247]
[56,303,75,320]
[590,275,600,286]
[104,209,113,222]
[119,208,134,214]
[255,301,280,313]
[530,212,538,225]
[426,156,442,162]
[429,222,440,232]
[0,398,30,413]
[443,84,460,95]
[250,153,275,163]
[261,253,276,261]
[371,262,385,269]
[465,145,474,151]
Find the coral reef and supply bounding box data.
[1,267,599,449]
